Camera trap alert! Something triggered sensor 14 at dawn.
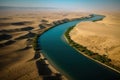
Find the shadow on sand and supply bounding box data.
[34,51,41,59]
[36,59,52,75]
[16,46,31,52]
[0,40,16,48]
[15,32,36,40]
[36,59,63,80]
[43,73,62,80]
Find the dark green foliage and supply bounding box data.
[64,26,120,72]
[84,50,94,56]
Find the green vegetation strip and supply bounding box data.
[64,26,120,72]
[32,25,59,51]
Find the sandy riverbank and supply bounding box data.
[70,12,120,68]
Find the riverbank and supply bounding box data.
[64,34,120,74]
[33,35,68,80]
[38,14,120,80]
[0,10,90,80]
[34,14,95,80]
[64,21,120,74]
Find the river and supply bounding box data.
[38,14,120,80]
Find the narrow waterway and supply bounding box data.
[38,15,120,80]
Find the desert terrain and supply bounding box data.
[0,10,89,80]
[70,12,120,67]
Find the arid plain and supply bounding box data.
[0,10,89,80]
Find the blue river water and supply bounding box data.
[38,15,120,80]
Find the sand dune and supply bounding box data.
[0,33,12,41]
[70,13,120,67]
[0,10,89,80]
